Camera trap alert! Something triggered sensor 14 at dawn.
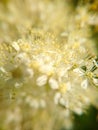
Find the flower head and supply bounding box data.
[0,0,98,130]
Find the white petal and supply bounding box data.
[54,92,61,104]
[73,68,84,76]
[30,99,39,108]
[93,78,98,86]
[39,64,53,74]
[39,99,46,108]
[66,82,72,91]
[36,75,48,87]
[59,97,65,106]
[81,79,88,89]
[12,42,20,51]
[0,67,6,73]
[74,107,83,115]
[26,68,34,78]
[49,78,59,89]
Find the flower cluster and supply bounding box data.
[0,0,98,130]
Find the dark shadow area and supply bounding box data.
[73,106,98,130]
